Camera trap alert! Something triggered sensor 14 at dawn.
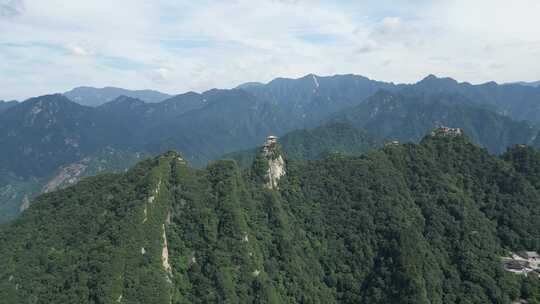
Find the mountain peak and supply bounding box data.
[236,82,264,90]
[251,136,286,189]
[101,95,146,108]
[417,74,460,89]
[419,74,458,82]
[25,93,79,107]
[423,74,439,81]
[160,150,187,165]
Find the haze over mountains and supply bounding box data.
[329,90,538,154]
[512,81,540,88]
[0,100,18,113]
[57,73,540,127]
[63,86,172,107]
[1,73,540,223]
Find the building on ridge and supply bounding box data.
[384,140,400,147]
[431,126,463,137]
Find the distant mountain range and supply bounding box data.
[0,100,17,113]
[58,74,540,124]
[329,90,538,154]
[405,75,540,124]
[2,73,540,221]
[239,74,398,125]
[63,86,172,106]
[511,81,540,87]
[1,75,401,179]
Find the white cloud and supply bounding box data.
[379,17,401,31]
[67,44,90,56]
[152,67,171,82]
[0,0,539,100]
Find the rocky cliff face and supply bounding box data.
[266,155,285,189]
[262,136,286,189]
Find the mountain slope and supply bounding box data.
[0,152,179,303]
[146,74,398,166]
[0,93,206,178]
[0,94,117,177]
[64,86,171,106]
[1,134,540,303]
[0,148,146,224]
[503,145,540,190]
[0,89,286,222]
[511,81,540,88]
[146,89,294,166]
[94,93,206,136]
[410,75,540,124]
[330,91,537,154]
[223,122,381,168]
[0,100,17,113]
[240,74,399,125]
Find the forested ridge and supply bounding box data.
[223,122,381,168]
[4,74,540,224]
[1,133,540,303]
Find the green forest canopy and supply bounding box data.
[1,133,540,303]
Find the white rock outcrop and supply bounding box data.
[262,136,286,189]
[161,224,172,277]
[19,195,30,212]
[265,154,285,189]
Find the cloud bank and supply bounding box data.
[0,0,539,100]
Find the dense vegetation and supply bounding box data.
[1,133,540,303]
[503,145,540,191]
[0,152,178,303]
[224,122,381,168]
[0,175,41,224]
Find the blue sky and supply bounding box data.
[0,0,539,100]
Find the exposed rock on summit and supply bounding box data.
[262,136,286,189]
